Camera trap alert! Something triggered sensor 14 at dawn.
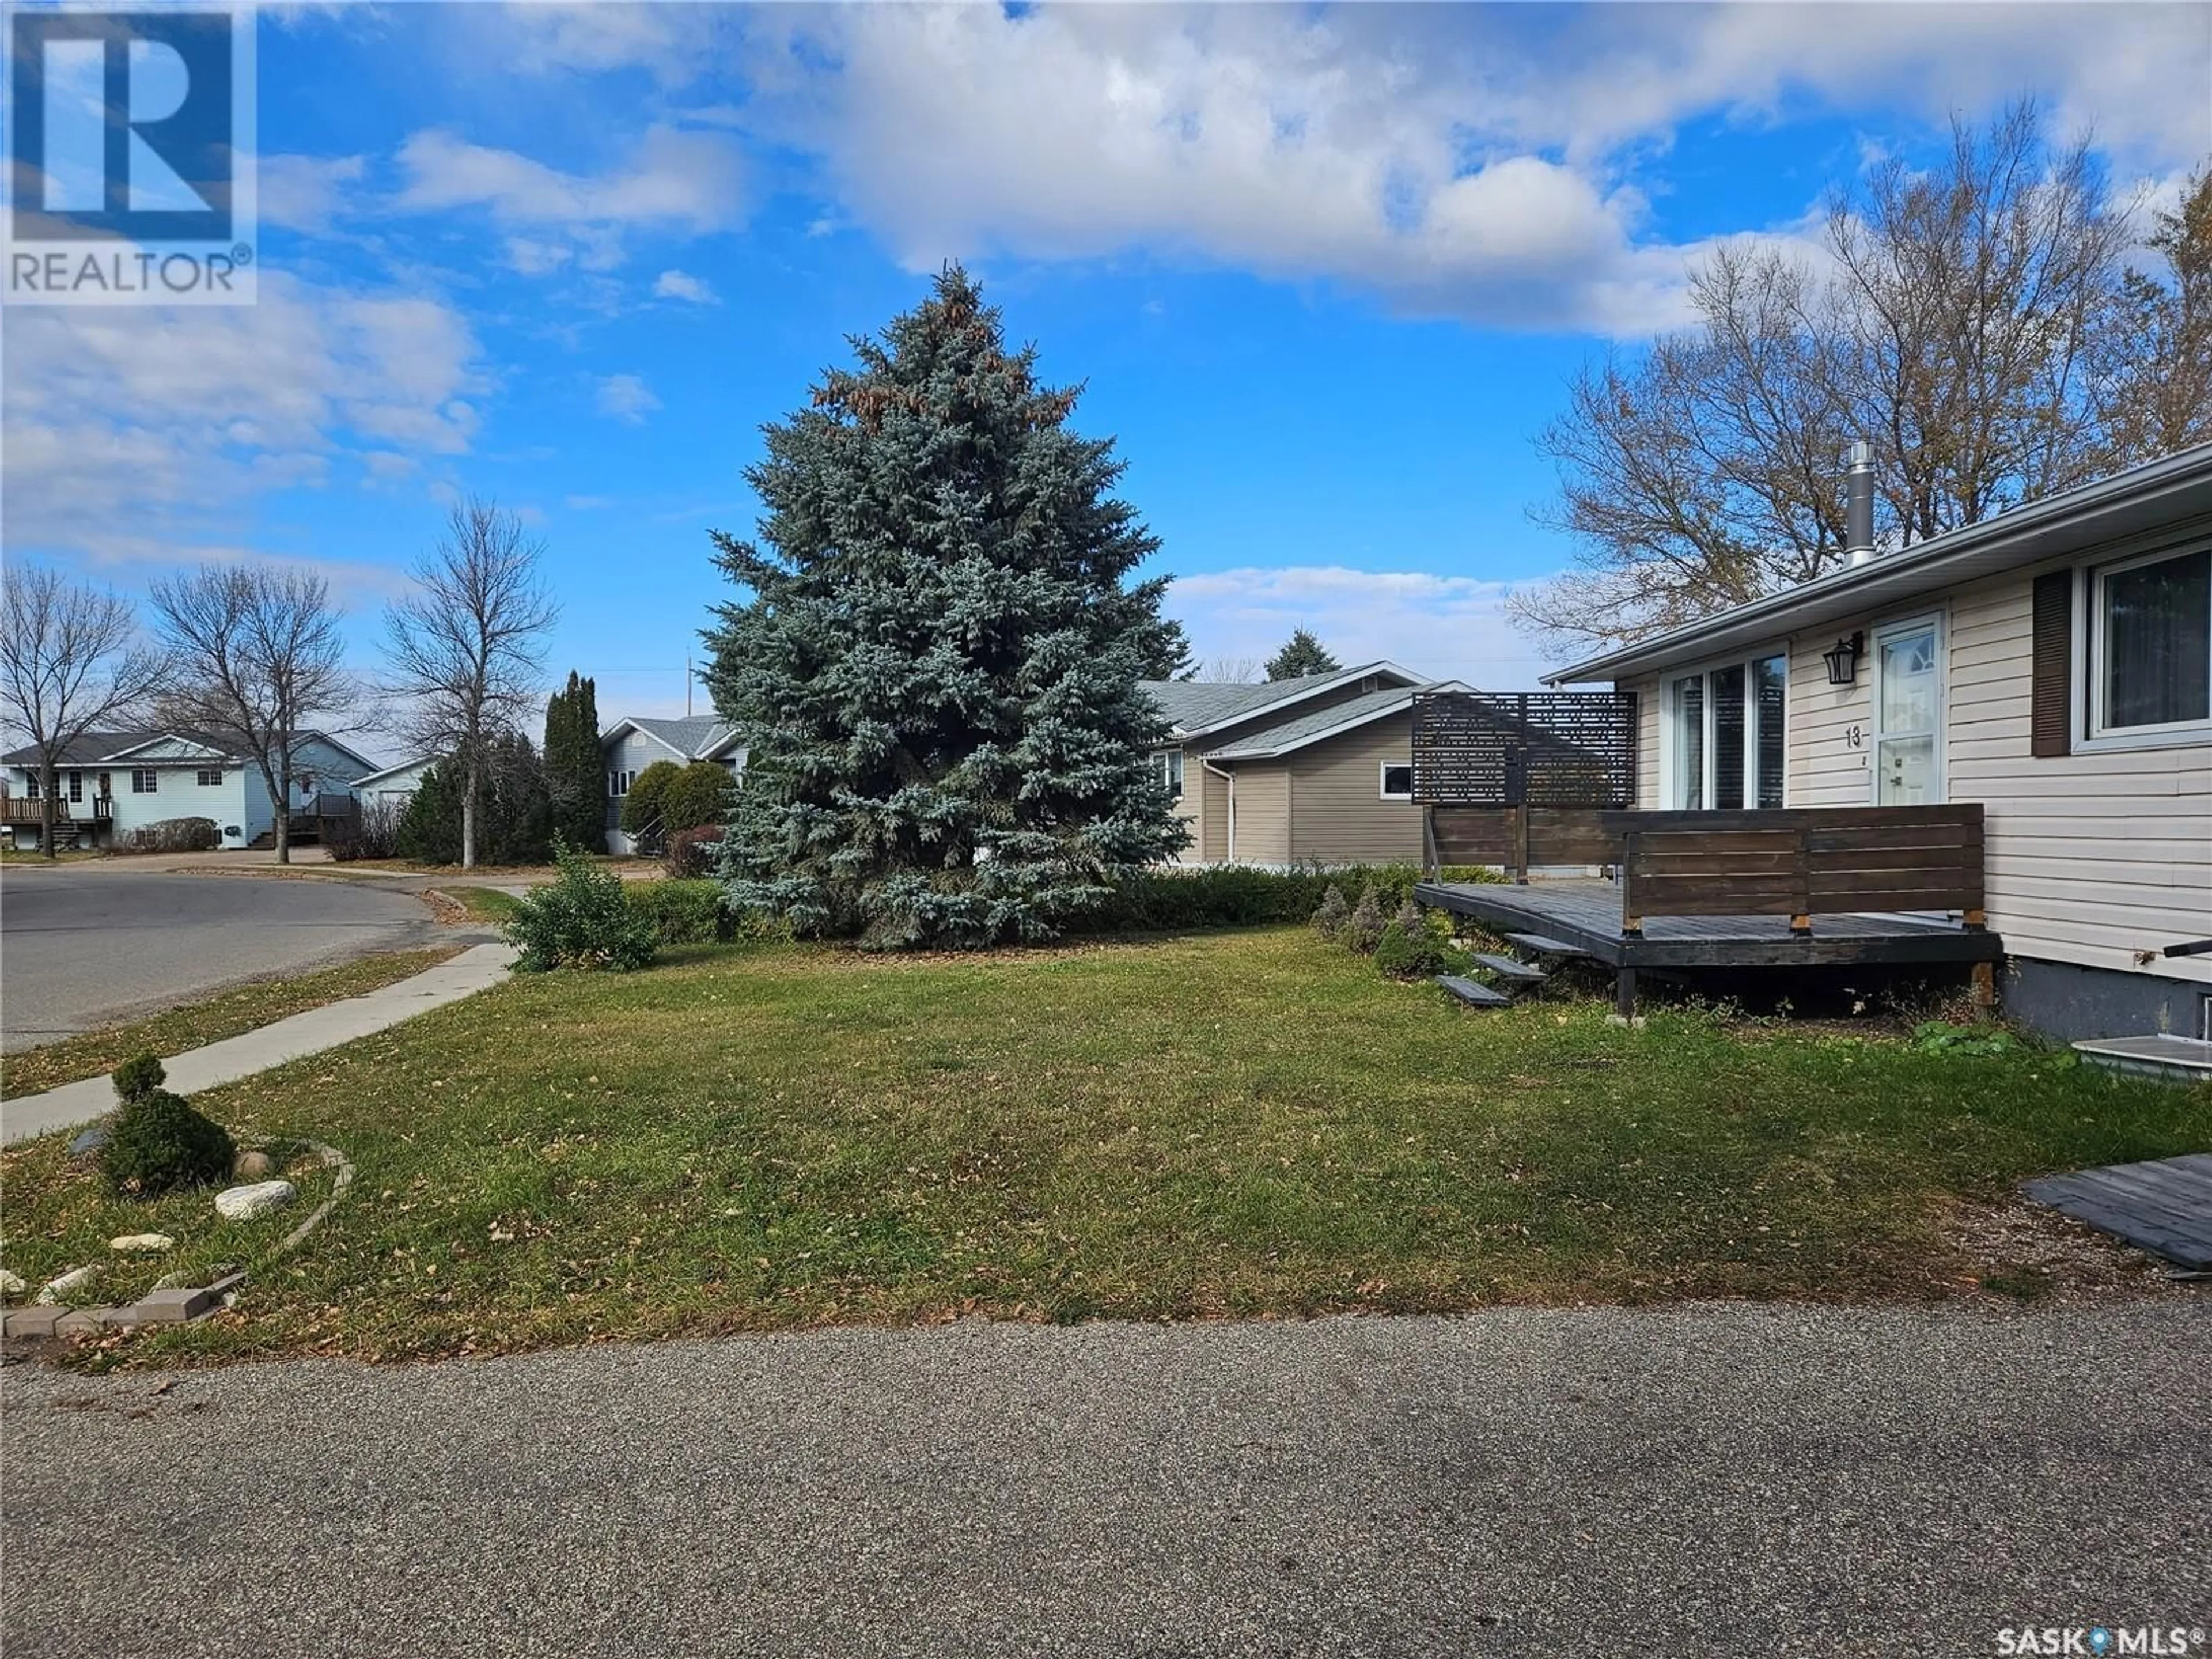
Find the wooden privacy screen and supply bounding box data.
[1410,691,1637,808]
[1430,804,1986,934]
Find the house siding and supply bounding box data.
[1287,718,1423,863]
[1198,762,1230,862]
[1227,763,1292,863]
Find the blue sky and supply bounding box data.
[6,2,2208,735]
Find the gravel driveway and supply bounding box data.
[0,865,441,1051]
[4,1300,2206,1656]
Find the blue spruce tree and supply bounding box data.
[702,267,1189,948]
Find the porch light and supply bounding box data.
[1822,631,1865,687]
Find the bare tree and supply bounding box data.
[1514,102,2157,657]
[150,563,354,865]
[2094,168,2212,464]
[1200,656,1265,684]
[0,567,167,858]
[382,499,558,869]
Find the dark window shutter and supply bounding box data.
[2031,570,2073,758]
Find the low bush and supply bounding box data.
[1311,884,1350,940]
[124,817,218,853]
[327,797,402,862]
[660,763,736,837]
[624,878,732,945]
[1081,862,1501,935]
[506,844,659,972]
[1373,904,1473,980]
[98,1054,235,1197]
[662,824,724,880]
[1342,884,1386,954]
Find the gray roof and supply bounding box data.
[2,729,229,768]
[1139,661,1423,738]
[1207,686,1420,759]
[618,715,740,760]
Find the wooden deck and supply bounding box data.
[2024,1154,2212,1270]
[1415,877,2005,971]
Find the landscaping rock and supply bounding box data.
[152,1271,187,1291]
[0,1269,25,1297]
[110,1233,175,1254]
[69,1123,109,1158]
[35,1264,98,1305]
[214,1180,295,1221]
[233,1148,276,1180]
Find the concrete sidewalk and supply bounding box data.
[1,942,516,1143]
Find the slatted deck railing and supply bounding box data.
[1429,802,1986,935]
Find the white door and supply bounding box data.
[1873,615,1943,806]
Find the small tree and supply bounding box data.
[542,671,604,851]
[150,562,353,866]
[619,759,683,844]
[394,762,464,863]
[0,567,165,859]
[382,499,558,870]
[1264,628,1340,681]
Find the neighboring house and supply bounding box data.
[1143,662,1468,866]
[350,756,438,812]
[0,729,378,851]
[601,715,747,854]
[1546,442,2212,1043]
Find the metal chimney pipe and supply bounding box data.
[1844,441,1877,567]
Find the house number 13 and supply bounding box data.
[1845,725,1865,748]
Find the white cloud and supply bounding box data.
[594,372,661,424]
[257,152,368,233]
[726,3,2210,335]
[495,2,734,85]
[653,268,718,304]
[2,272,485,569]
[1169,566,1554,692]
[393,124,744,272]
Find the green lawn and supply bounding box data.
[14,926,2205,1367]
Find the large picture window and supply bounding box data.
[2090,546,2211,740]
[1666,653,1787,810]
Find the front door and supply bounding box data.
[1873,615,1943,805]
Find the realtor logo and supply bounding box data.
[4,5,257,304]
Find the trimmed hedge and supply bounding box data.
[1077,863,1499,935]
[124,816,219,853]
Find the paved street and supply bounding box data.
[0,865,440,1051]
[5,1300,2207,1656]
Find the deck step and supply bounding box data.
[1469,953,1547,982]
[1502,932,1590,960]
[2072,1035,2212,1085]
[1436,975,1513,1009]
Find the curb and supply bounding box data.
[2,1137,354,1344]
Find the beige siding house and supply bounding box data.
[1551,444,2212,1043]
[1142,662,1457,866]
